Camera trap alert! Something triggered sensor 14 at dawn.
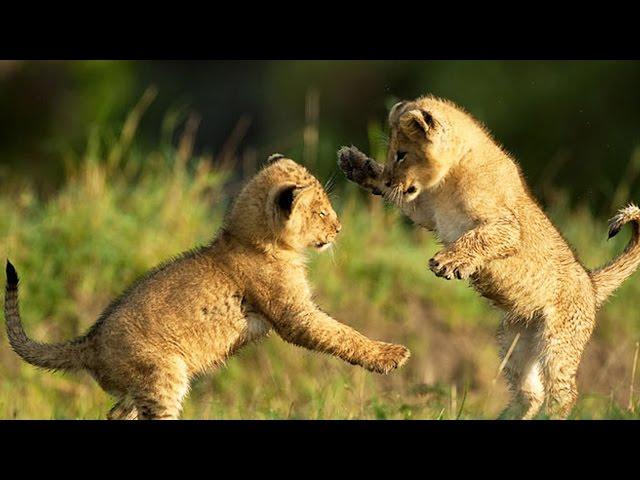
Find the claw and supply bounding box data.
[608,223,621,239]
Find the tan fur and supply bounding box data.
[339,95,640,419]
[4,156,410,420]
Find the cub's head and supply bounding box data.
[227,154,341,253]
[382,96,475,203]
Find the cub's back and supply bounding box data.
[87,243,251,374]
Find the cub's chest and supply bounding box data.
[433,201,474,245]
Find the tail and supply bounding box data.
[590,204,640,308]
[4,260,88,371]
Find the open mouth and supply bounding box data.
[403,184,421,201]
[314,242,331,250]
[385,182,421,203]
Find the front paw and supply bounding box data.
[369,342,411,374]
[337,146,384,194]
[428,251,477,280]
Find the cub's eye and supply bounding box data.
[319,211,327,218]
[396,151,407,163]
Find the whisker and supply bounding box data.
[396,186,405,209]
[387,187,396,206]
[324,171,338,194]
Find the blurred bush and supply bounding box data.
[0,94,639,418]
[2,61,640,213]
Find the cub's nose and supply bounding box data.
[335,222,342,234]
[383,173,396,188]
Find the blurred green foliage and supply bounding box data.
[1,61,640,213]
[0,95,639,418]
[1,62,640,418]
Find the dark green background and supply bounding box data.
[2,60,639,212]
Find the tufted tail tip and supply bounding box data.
[5,260,18,286]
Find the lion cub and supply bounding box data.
[5,155,410,419]
[339,96,640,419]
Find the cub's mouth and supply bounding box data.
[314,241,331,251]
[404,184,421,202]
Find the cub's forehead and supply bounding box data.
[388,96,450,127]
[263,158,322,187]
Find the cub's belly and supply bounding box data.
[434,210,474,244]
[209,303,271,348]
[242,311,272,343]
[471,257,556,318]
[183,295,272,373]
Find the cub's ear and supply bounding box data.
[274,184,312,218]
[388,101,408,125]
[399,109,435,138]
[267,153,287,164]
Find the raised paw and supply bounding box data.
[428,250,477,280]
[369,342,411,374]
[337,146,384,194]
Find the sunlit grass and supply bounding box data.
[1,107,639,419]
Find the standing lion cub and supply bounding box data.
[339,96,640,419]
[4,155,410,419]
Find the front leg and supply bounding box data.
[429,216,520,280]
[337,145,386,196]
[278,304,409,374]
[251,291,410,374]
[240,255,410,374]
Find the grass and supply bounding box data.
[1,106,640,420]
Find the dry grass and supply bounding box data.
[1,102,639,419]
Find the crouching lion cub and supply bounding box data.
[4,155,410,420]
[339,96,640,419]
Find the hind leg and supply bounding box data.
[518,361,545,419]
[107,397,138,420]
[132,360,190,420]
[497,320,545,419]
[540,309,594,419]
[135,396,183,420]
